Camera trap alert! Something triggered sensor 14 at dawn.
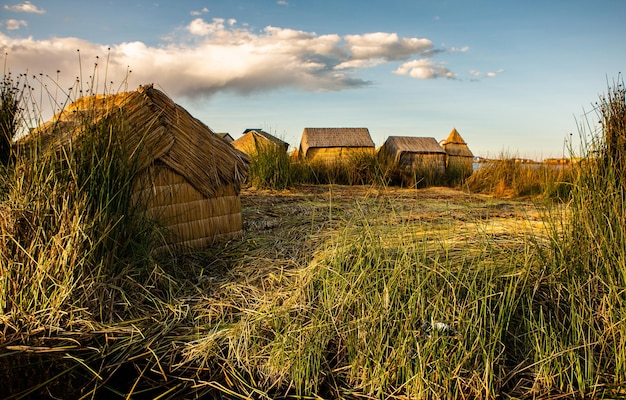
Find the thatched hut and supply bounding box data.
[440,128,474,176]
[27,85,249,249]
[231,129,289,156]
[378,136,447,176]
[298,127,375,164]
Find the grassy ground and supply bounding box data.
[1,183,566,399]
[164,185,566,399]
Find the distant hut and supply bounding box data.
[26,85,250,249]
[440,128,474,177]
[378,136,447,177]
[232,129,289,156]
[299,127,375,163]
[216,132,234,143]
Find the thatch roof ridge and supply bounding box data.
[26,84,249,197]
[140,85,249,195]
[236,129,289,149]
[384,136,446,154]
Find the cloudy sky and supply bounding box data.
[2,0,625,159]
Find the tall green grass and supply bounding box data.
[301,151,385,186]
[0,72,20,165]
[0,73,182,397]
[466,157,574,200]
[247,144,572,196]
[247,142,294,190]
[552,78,626,394]
[248,147,455,189]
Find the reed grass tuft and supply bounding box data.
[0,72,21,165]
[466,156,574,200]
[247,142,293,190]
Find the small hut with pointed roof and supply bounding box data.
[232,129,289,156]
[298,127,375,164]
[378,136,447,177]
[26,85,250,250]
[440,128,474,177]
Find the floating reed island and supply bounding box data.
[1,75,625,399]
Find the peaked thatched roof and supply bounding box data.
[441,128,473,158]
[299,127,374,156]
[27,84,249,196]
[233,129,289,151]
[382,136,446,156]
[443,128,466,145]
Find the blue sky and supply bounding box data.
[1,0,625,159]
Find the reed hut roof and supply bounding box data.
[27,84,249,197]
[443,128,466,145]
[440,128,473,158]
[382,136,446,159]
[299,127,375,156]
[234,129,289,150]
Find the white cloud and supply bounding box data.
[3,1,45,14]
[190,7,209,16]
[449,46,469,53]
[468,68,504,80]
[486,70,504,77]
[344,32,432,61]
[277,0,288,5]
[0,18,464,104]
[5,19,27,30]
[393,59,456,79]
[335,58,387,70]
[187,18,223,36]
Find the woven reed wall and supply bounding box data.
[133,166,242,249]
[442,142,473,158]
[305,147,374,164]
[398,152,446,174]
